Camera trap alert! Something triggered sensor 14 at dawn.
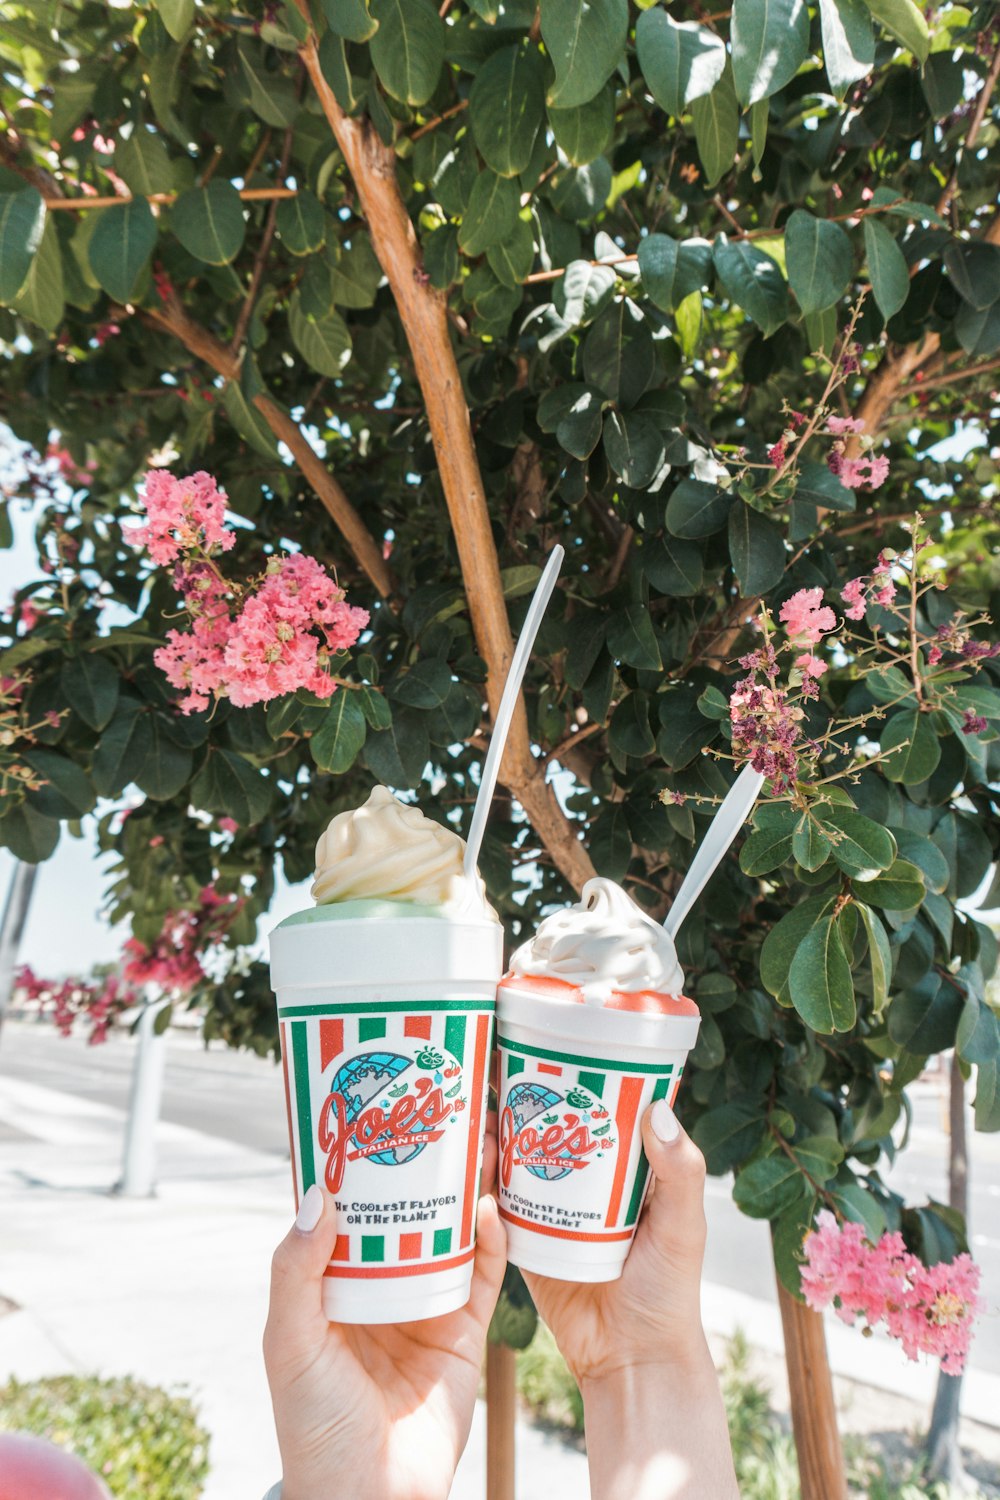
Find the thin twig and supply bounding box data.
[43,187,299,211]
[229,127,294,356]
[543,719,605,766]
[936,39,1000,219]
[410,99,469,142]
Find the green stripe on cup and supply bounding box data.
[362,1235,385,1263]
[506,1055,526,1078]
[359,1017,387,1041]
[578,1070,606,1098]
[277,999,495,1018]
[433,1228,453,1256]
[623,1074,672,1227]
[445,1014,466,1061]
[291,1022,316,1193]
[498,1035,679,1075]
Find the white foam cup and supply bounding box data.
[269,901,502,1323]
[495,976,700,1281]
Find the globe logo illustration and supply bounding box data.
[507,1080,589,1182]
[329,1047,459,1167]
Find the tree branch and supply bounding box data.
[297,31,596,894]
[229,127,294,356]
[936,39,1000,220]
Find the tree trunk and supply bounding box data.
[485,1340,516,1500]
[775,1266,848,1500]
[0,861,38,1041]
[924,1053,971,1488]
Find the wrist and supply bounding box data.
[579,1328,715,1407]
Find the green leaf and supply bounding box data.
[289,293,352,376]
[741,822,795,875]
[582,301,655,407]
[458,171,519,255]
[974,1058,1000,1132]
[793,814,832,872]
[364,707,430,788]
[238,43,301,127]
[728,502,786,597]
[734,1154,809,1219]
[556,260,617,328]
[862,0,930,61]
[276,191,327,256]
[12,218,64,332]
[731,0,810,106]
[60,655,120,731]
[820,806,896,879]
[0,189,46,303]
[191,749,272,825]
[692,1102,767,1174]
[955,301,1000,359]
[637,235,713,312]
[635,10,727,116]
[322,0,378,42]
[172,183,246,265]
[863,217,909,319]
[547,87,615,166]
[606,604,662,670]
[665,478,732,538]
[713,236,789,336]
[690,65,739,189]
[827,1174,886,1239]
[310,691,367,773]
[856,903,893,1013]
[862,858,926,910]
[785,210,854,316]
[792,1135,845,1183]
[23,750,96,820]
[796,459,855,511]
[370,0,444,106]
[88,199,158,302]
[541,0,628,109]
[222,375,279,458]
[555,388,604,459]
[643,535,704,597]
[609,691,656,758]
[318,30,362,113]
[331,234,384,307]
[889,827,948,893]
[388,659,453,709]
[357,685,392,731]
[788,914,857,1033]
[603,410,666,488]
[590,803,633,881]
[135,717,194,801]
[956,995,999,1066]
[487,217,535,286]
[944,241,1000,311]
[888,976,963,1054]
[155,0,194,41]
[470,43,544,179]
[880,709,941,784]
[819,0,876,96]
[92,701,154,798]
[0,803,60,863]
[773,1193,819,1297]
[114,130,174,197]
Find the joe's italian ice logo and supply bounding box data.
[500,1082,614,1187]
[319,1045,466,1193]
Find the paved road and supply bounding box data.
[3,1018,998,1374]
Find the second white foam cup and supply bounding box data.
[495,977,701,1282]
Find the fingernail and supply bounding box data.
[651,1099,680,1144]
[294,1184,324,1233]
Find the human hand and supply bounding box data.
[263,1132,505,1500]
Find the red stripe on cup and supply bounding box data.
[279,1022,298,1210]
[399,1233,422,1260]
[605,1076,644,1228]
[460,1012,491,1248]
[499,1206,635,1243]
[404,1016,433,1040]
[331,1235,351,1262]
[319,1017,344,1072]
[537,1062,563,1076]
[324,1248,476,1279]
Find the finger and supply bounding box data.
[634,1100,707,1266]
[480,1108,498,1196]
[263,1184,338,1367]
[465,1193,506,1332]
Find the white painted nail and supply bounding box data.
[294,1184,324,1233]
[651,1099,680,1144]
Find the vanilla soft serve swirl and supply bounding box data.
[311,785,494,915]
[509,876,683,1003]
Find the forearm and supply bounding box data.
[581,1340,739,1500]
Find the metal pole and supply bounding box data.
[0,861,39,1039]
[925,1052,970,1485]
[117,996,171,1197]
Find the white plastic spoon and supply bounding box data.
[663,762,765,939]
[463,544,565,884]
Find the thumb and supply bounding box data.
[634,1100,708,1273]
[264,1184,338,1368]
[465,1193,507,1333]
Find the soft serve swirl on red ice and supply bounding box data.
[508,876,684,1004]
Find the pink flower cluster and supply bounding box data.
[46,441,97,490]
[826,417,890,491]
[130,469,369,714]
[730,643,805,791]
[123,885,242,994]
[128,470,235,566]
[841,551,898,620]
[16,965,134,1046]
[929,618,1000,669]
[802,1210,982,1375]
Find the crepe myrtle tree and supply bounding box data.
[2,0,1000,1490]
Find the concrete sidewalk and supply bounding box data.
[1,1054,997,1498]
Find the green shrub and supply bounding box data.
[515,1323,584,1434]
[0,1374,209,1500]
